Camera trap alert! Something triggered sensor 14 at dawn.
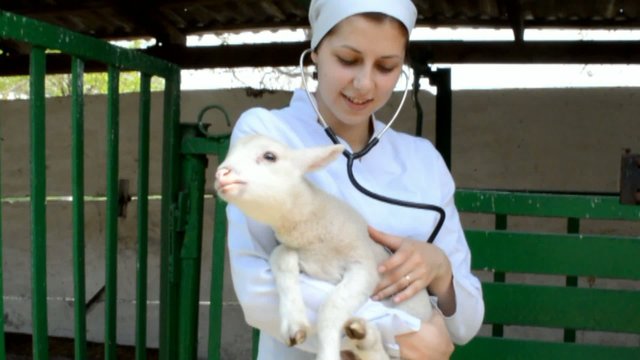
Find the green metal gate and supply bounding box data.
[0,10,184,360]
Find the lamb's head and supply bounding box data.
[214,134,344,224]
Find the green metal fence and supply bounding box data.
[0,10,182,360]
[453,189,640,359]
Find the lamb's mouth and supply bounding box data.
[216,180,246,195]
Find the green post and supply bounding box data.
[432,68,452,169]
[0,47,6,360]
[208,140,229,360]
[564,217,580,343]
[177,125,208,359]
[30,46,49,360]
[251,329,260,360]
[492,214,507,337]
[104,65,120,360]
[159,71,183,360]
[135,73,152,360]
[71,56,88,360]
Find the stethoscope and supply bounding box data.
[299,49,445,244]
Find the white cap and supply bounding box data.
[308,0,418,49]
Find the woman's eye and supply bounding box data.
[337,57,357,66]
[377,64,397,74]
[262,151,277,162]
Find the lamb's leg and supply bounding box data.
[343,318,390,360]
[270,245,310,346]
[316,264,376,360]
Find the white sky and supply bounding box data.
[179,28,640,91]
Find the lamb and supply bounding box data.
[214,134,433,360]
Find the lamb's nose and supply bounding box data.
[215,167,231,180]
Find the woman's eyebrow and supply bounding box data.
[338,45,402,60]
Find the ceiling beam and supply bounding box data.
[1,40,640,76]
[113,0,186,46]
[147,41,640,68]
[504,0,525,42]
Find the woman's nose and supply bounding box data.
[353,66,373,91]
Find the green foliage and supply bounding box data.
[0,40,165,99]
[0,72,165,99]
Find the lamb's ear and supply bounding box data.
[297,144,344,173]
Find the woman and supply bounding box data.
[226,0,484,359]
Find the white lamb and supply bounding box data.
[214,134,433,360]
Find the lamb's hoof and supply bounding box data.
[344,318,367,340]
[340,350,362,360]
[287,329,307,347]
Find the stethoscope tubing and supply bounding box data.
[301,49,446,244]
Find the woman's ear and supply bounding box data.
[310,50,318,64]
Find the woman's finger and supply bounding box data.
[391,278,422,303]
[373,272,411,300]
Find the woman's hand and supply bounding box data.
[369,226,455,315]
[396,310,454,360]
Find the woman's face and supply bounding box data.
[311,15,407,140]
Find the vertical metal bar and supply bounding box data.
[251,329,260,360]
[411,65,424,137]
[104,65,120,360]
[135,73,152,360]
[30,46,50,360]
[492,213,507,337]
[178,126,208,360]
[71,56,87,360]
[0,52,6,360]
[208,140,229,360]
[433,68,452,169]
[564,217,580,343]
[159,71,182,360]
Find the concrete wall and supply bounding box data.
[0,87,638,358]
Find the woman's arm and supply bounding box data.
[396,310,454,360]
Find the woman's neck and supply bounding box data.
[331,120,372,152]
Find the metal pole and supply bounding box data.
[135,73,152,360]
[104,65,120,360]
[71,56,88,360]
[29,46,49,360]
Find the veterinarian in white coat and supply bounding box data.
[226,0,485,359]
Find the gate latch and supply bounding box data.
[620,149,640,205]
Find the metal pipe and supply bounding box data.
[177,126,208,359]
[71,56,88,360]
[104,65,120,360]
[135,73,152,360]
[208,141,229,360]
[29,46,50,360]
[159,71,182,360]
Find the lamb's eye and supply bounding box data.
[263,151,277,162]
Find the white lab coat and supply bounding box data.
[226,89,484,359]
